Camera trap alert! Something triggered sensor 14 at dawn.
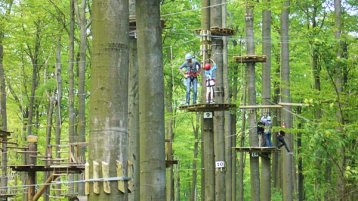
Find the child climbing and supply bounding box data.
[277,122,291,152]
[260,113,273,147]
[179,53,201,105]
[204,59,217,104]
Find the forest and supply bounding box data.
[0,0,357,201]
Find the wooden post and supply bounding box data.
[27,135,38,201]
[33,174,59,201]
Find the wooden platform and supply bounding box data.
[129,17,165,31]
[0,194,16,197]
[239,105,282,109]
[9,165,84,173]
[0,130,11,137]
[179,103,236,112]
[195,27,235,36]
[233,55,267,63]
[232,147,278,153]
[166,160,178,168]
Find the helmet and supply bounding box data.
[185,53,193,60]
[267,116,271,121]
[204,63,211,70]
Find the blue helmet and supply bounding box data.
[185,53,193,60]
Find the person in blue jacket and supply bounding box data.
[261,114,273,147]
[179,53,201,105]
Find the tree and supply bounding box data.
[88,0,129,200]
[0,1,13,198]
[128,1,139,200]
[245,1,260,200]
[200,0,215,200]
[280,0,294,200]
[210,0,226,200]
[261,1,272,201]
[136,0,166,200]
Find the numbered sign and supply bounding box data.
[215,161,225,168]
[204,112,213,119]
[251,152,259,158]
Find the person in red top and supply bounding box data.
[179,53,201,105]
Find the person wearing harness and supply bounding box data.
[179,53,201,105]
[261,114,273,147]
[204,60,217,104]
[277,122,291,152]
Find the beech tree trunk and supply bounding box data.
[261,1,272,200]
[68,0,76,195]
[245,1,260,200]
[280,0,294,200]
[74,0,87,194]
[190,115,199,201]
[200,0,214,200]
[128,2,139,201]
[210,0,226,200]
[136,0,166,200]
[89,0,129,200]
[334,1,346,200]
[0,32,8,201]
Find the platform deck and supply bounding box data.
[233,55,267,63]
[232,147,278,153]
[9,165,84,173]
[179,103,236,112]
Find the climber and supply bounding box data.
[179,53,201,105]
[261,114,273,147]
[277,122,291,152]
[204,59,217,104]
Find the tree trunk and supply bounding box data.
[280,0,294,200]
[210,0,225,200]
[261,1,272,201]
[164,44,175,201]
[222,1,233,201]
[231,64,239,201]
[74,0,87,195]
[238,60,247,201]
[334,1,346,200]
[297,117,304,201]
[200,0,211,200]
[0,34,8,201]
[272,57,281,189]
[165,47,175,201]
[128,1,139,200]
[245,1,260,200]
[44,94,54,201]
[136,0,166,200]
[55,36,63,197]
[68,0,76,195]
[190,115,199,201]
[89,0,129,200]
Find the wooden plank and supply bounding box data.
[33,174,59,201]
[233,55,267,63]
[9,165,84,173]
[179,103,236,112]
[238,105,282,109]
[278,102,309,107]
[232,147,278,153]
[166,160,178,168]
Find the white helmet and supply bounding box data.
[185,53,193,60]
[267,116,272,121]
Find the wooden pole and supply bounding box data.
[27,135,38,201]
[33,174,59,201]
